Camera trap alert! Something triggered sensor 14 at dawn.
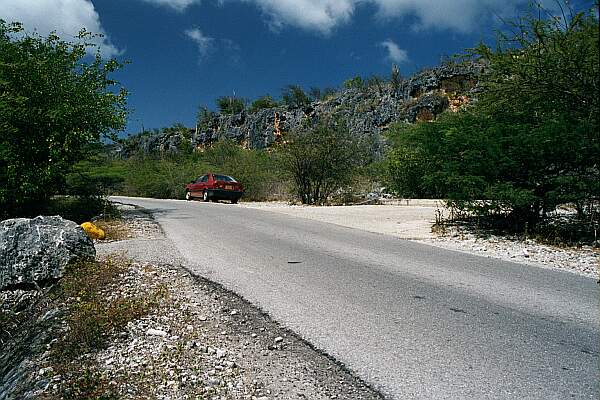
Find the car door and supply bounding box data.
[193,175,207,195]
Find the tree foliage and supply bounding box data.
[385,3,599,230]
[216,96,246,115]
[281,85,311,108]
[278,119,364,205]
[343,76,365,90]
[0,21,128,218]
[248,95,279,113]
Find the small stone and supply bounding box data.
[147,328,168,337]
[274,336,284,343]
[216,348,227,359]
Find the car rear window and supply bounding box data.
[213,174,236,182]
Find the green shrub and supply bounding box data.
[249,95,279,113]
[0,21,127,219]
[202,140,284,201]
[216,96,246,114]
[119,155,211,199]
[277,119,366,205]
[384,4,599,234]
[281,85,311,108]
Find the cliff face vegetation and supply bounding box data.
[119,63,482,157]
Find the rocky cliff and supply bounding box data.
[120,62,483,157]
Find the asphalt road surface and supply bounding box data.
[111,197,599,399]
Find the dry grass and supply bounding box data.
[94,218,133,241]
[44,256,167,399]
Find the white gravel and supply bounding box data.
[240,202,599,279]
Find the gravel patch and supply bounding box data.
[90,260,381,399]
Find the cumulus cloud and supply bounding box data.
[371,0,526,32]
[246,0,355,34]
[136,0,547,35]
[139,0,202,12]
[380,39,408,64]
[0,0,122,57]
[223,0,533,34]
[184,28,215,58]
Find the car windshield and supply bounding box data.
[213,174,236,182]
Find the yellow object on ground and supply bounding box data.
[81,222,106,240]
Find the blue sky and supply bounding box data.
[1,0,594,135]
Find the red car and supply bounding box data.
[185,173,244,204]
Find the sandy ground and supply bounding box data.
[240,201,443,240]
[239,201,599,279]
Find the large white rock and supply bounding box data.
[0,215,95,290]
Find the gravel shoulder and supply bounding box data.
[239,201,599,279]
[92,206,383,399]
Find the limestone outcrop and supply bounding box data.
[118,63,483,157]
[0,216,95,290]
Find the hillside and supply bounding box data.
[118,62,482,157]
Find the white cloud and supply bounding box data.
[246,0,355,34]
[371,0,527,32]
[139,0,202,12]
[185,28,214,58]
[222,0,535,34]
[380,39,408,64]
[0,0,122,57]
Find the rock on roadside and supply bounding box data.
[0,216,95,290]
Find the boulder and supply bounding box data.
[0,216,95,290]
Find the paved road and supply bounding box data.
[112,197,599,399]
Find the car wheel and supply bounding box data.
[185,190,192,201]
[202,190,209,202]
[231,198,239,204]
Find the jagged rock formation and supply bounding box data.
[120,63,483,157]
[0,216,95,290]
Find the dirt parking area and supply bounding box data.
[240,200,443,240]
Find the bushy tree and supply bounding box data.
[278,119,364,205]
[385,3,599,230]
[343,76,365,90]
[0,21,128,218]
[216,96,246,115]
[309,86,337,101]
[281,85,311,108]
[248,95,279,113]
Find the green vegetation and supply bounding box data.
[77,140,284,202]
[281,85,311,108]
[278,119,366,205]
[384,4,599,238]
[216,96,246,114]
[390,64,403,95]
[0,21,127,220]
[249,95,279,112]
[202,140,285,201]
[343,75,365,90]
